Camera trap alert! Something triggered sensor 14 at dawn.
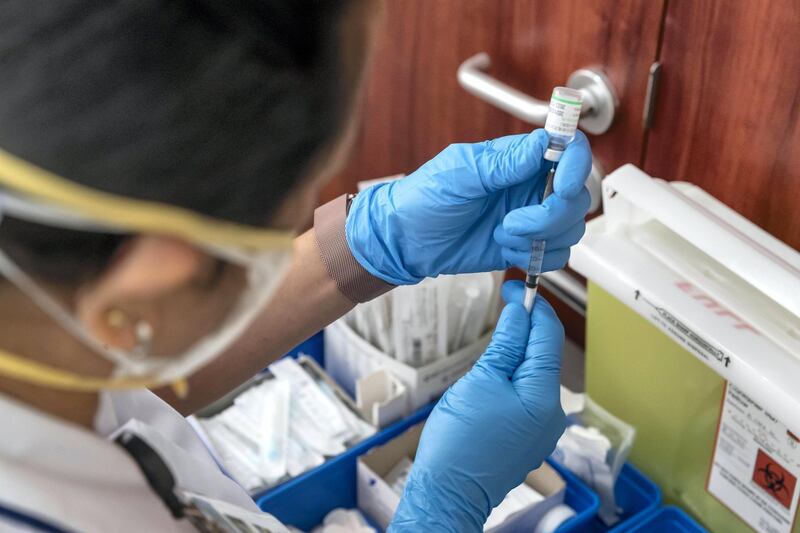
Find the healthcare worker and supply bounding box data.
[0,1,592,532]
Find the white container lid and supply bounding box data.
[571,164,800,435]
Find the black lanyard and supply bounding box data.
[116,432,234,533]
[115,431,186,518]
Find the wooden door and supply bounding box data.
[327,0,665,192]
[324,0,667,345]
[643,0,800,250]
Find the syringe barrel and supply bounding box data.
[524,87,584,314]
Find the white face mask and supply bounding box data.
[0,238,291,386]
[0,151,296,396]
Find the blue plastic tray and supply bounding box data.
[546,461,602,532]
[622,506,707,532]
[255,403,434,530]
[563,462,660,532]
[257,404,600,532]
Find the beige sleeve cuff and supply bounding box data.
[313,194,393,304]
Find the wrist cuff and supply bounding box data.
[313,194,393,304]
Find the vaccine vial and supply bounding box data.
[543,87,583,162]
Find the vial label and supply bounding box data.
[544,92,582,137]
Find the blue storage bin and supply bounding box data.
[258,405,600,532]
[547,461,601,532]
[255,403,433,530]
[561,462,659,532]
[260,333,604,531]
[623,506,707,533]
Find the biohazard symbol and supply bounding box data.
[753,449,796,509]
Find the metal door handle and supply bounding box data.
[456,53,607,213]
[457,53,617,135]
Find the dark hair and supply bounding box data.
[0,0,364,283]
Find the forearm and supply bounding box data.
[157,229,354,414]
[158,194,393,414]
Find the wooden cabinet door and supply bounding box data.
[327,0,665,196]
[325,0,667,344]
[643,0,800,250]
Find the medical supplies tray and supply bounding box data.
[577,463,661,533]
[256,402,600,532]
[190,345,375,496]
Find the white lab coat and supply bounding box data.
[0,390,287,532]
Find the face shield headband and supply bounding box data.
[0,148,295,397]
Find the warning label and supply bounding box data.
[754,449,797,510]
[708,383,800,533]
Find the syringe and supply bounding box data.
[523,86,584,313]
[523,163,556,312]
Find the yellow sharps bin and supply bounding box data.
[571,165,800,533]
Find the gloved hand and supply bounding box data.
[389,280,567,532]
[346,130,592,285]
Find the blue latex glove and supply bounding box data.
[346,130,592,284]
[389,280,567,532]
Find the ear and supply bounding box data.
[75,235,202,351]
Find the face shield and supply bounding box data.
[0,148,295,397]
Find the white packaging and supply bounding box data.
[190,357,375,493]
[553,426,616,524]
[350,304,371,346]
[286,437,324,478]
[391,278,448,367]
[316,377,376,444]
[274,357,374,458]
[484,483,544,531]
[355,369,408,428]
[311,508,376,533]
[486,271,505,326]
[327,272,498,414]
[234,379,290,483]
[369,296,394,355]
[534,505,577,533]
[443,273,497,353]
[553,387,635,525]
[270,357,349,440]
[325,318,491,414]
[485,473,571,533]
[356,422,567,532]
[201,417,265,491]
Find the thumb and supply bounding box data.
[473,302,530,379]
[512,297,564,401]
[552,131,592,199]
[479,130,549,193]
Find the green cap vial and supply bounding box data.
[543,87,583,162]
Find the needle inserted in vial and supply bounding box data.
[523,87,583,313]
